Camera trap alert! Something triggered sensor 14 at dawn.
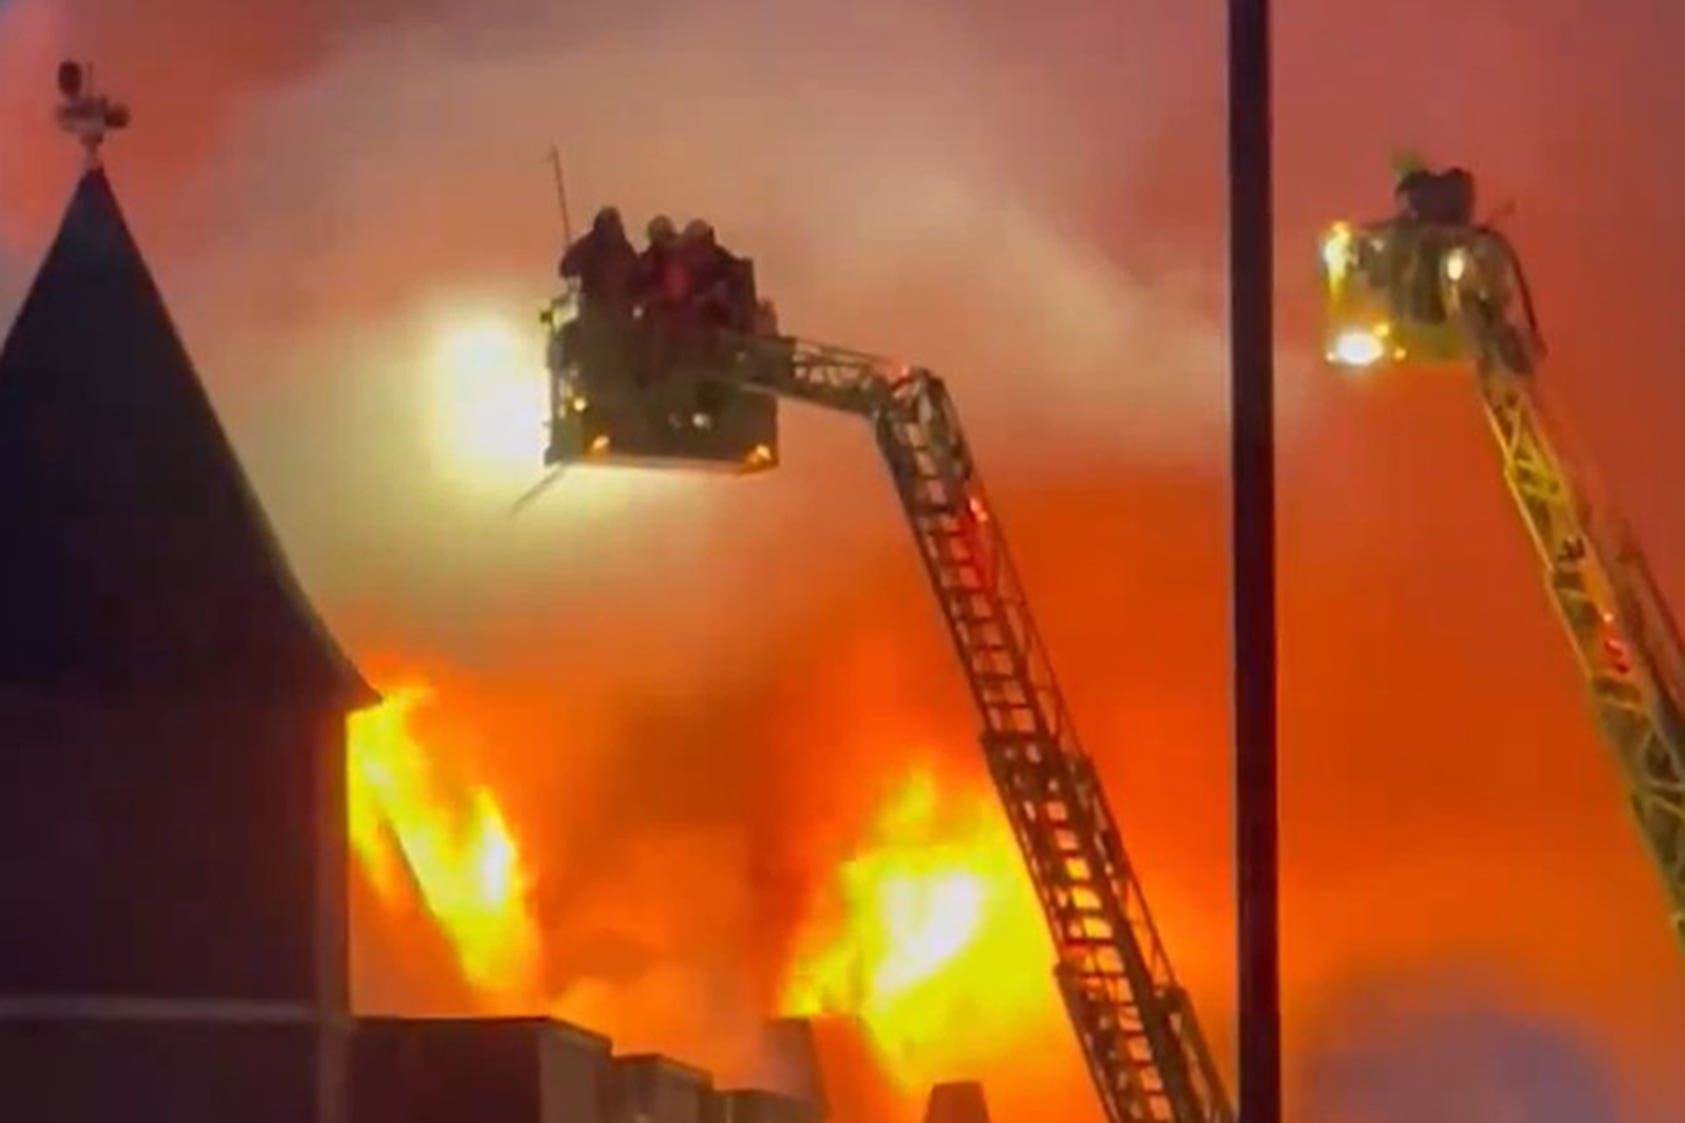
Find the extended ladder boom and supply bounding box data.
[729,335,1233,1123]
[1473,361,1685,948]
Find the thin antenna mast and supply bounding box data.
[548,146,574,245]
[516,145,579,517]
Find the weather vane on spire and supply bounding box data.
[54,61,129,168]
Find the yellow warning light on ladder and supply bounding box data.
[1319,222,1391,372]
[1321,222,1354,288]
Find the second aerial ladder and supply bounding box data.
[1319,187,1685,950]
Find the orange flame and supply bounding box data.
[348,685,543,1001]
[779,764,1058,1090]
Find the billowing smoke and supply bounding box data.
[2,0,1685,1118]
[1298,970,1646,1123]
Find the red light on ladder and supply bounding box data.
[968,496,989,524]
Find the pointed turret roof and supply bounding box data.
[0,168,374,707]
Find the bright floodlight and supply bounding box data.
[427,312,548,493]
[1328,327,1386,369]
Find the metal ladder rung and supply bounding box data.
[957,637,1004,657]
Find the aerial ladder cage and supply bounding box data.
[720,334,1234,1123]
[1324,216,1685,950]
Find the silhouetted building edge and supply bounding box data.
[0,165,375,1123]
[0,166,375,710]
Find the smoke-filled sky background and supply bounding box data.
[4,0,1685,1119]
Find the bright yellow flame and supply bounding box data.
[1328,326,1388,369]
[427,313,548,493]
[348,686,543,999]
[1444,247,1468,282]
[780,766,1055,1089]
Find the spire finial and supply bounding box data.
[54,61,130,169]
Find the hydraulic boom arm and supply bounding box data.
[724,334,1234,1123]
[1470,338,1685,949]
[1322,216,1685,949]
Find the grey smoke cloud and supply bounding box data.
[95,0,1268,668]
[1299,973,1629,1123]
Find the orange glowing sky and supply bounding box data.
[3,1,1684,1120]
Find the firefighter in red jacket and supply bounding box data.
[679,220,752,332]
[636,214,682,312]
